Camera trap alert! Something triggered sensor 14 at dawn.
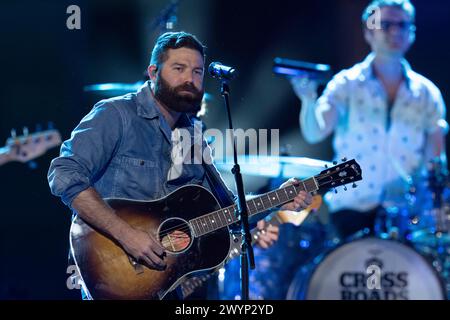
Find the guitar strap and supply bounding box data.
[202,162,235,208]
[185,114,234,209]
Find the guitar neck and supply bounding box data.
[189,177,318,238]
[227,212,283,260]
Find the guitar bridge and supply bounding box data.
[128,256,145,274]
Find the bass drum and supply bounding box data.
[286,237,446,300]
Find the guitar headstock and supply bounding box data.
[3,127,62,163]
[315,158,362,191]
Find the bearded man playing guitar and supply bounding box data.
[48,32,315,300]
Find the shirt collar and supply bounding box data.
[135,81,197,144]
[360,53,413,90]
[135,81,195,127]
[135,81,161,119]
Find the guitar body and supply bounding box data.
[70,185,231,300]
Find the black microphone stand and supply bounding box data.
[218,80,255,300]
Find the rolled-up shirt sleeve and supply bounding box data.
[317,72,349,119]
[48,101,123,208]
[425,84,448,135]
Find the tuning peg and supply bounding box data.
[10,128,17,139]
[333,160,338,165]
[334,188,338,194]
[23,126,29,136]
[324,164,328,168]
[35,123,43,132]
[47,121,54,130]
[341,157,347,162]
[352,183,357,188]
[343,185,347,191]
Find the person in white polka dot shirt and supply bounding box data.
[291,0,448,239]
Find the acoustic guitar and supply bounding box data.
[70,159,362,299]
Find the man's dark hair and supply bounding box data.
[150,31,206,68]
[362,0,416,24]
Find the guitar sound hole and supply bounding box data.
[158,218,192,253]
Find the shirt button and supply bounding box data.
[140,160,145,166]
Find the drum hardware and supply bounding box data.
[409,160,450,247]
[284,160,450,300]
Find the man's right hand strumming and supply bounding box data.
[117,226,167,271]
[71,187,167,271]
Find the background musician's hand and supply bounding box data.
[279,178,313,212]
[255,220,279,249]
[117,227,167,271]
[290,75,319,100]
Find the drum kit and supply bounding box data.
[216,157,450,300]
[84,82,449,300]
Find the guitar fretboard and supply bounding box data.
[189,177,318,237]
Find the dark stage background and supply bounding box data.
[0,0,449,299]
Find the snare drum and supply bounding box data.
[287,237,446,300]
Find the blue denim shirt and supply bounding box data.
[48,81,234,209]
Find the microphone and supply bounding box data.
[273,57,332,84]
[208,62,237,80]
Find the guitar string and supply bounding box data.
[158,172,351,248]
[156,203,236,240]
[161,191,295,247]
[156,183,304,237]
[160,233,191,248]
[156,169,352,244]
[156,169,349,244]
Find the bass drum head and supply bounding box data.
[287,237,445,300]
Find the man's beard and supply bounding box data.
[154,75,204,113]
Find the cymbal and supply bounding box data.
[84,82,214,100]
[84,82,145,97]
[215,155,333,178]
